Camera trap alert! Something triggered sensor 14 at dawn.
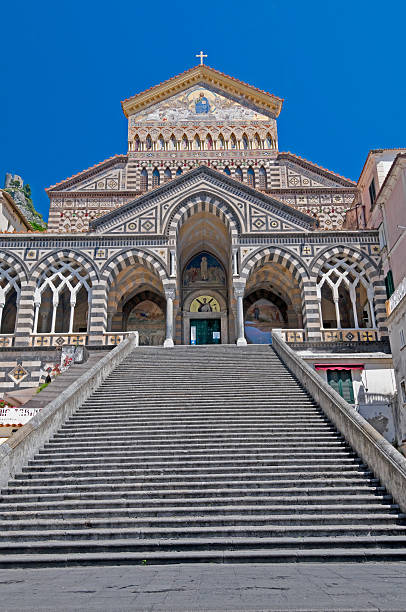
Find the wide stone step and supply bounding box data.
[0,501,396,520]
[1,524,406,546]
[0,499,396,530]
[43,440,347,451]
[0,484,385,504]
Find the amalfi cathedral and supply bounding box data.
[2,57,406,571]
[0,63,386,352]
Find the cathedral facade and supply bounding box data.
[0,65,387,351]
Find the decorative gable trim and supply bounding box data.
[46,155,127,193]
[121,65,283,119]
[89,166,316,234]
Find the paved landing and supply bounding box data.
[1,562,406,611]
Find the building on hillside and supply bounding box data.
[0,190,31,233]
[0,63,398,440]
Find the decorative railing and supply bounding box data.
[0,407,41,426]
[321,329,379,342]
[388,276,406,316]
[0,335,14,348]
[29,334,88,347]
[28,332,139,348]
[272,329,305,343]
[359,392,393,406]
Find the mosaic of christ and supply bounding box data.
[183,252,225,287]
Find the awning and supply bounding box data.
[314,364,364,371]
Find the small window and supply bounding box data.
[385,270,395,298]
[327,369,354,404]
[400,329,406,349]
[401,380,406,404]
[378,224,386,250]
[369,179,377,206]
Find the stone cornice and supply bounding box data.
[121,65,283,119]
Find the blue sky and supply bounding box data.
[1,0,405,221]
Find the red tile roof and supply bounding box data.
[46,154,127,192]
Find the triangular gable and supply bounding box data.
[278,152,356,188]
[46,155,127,193]
[121,65,283,119]
[89,166,316,236]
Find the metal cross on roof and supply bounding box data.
[196,51,207,65]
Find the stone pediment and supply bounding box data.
[89,166,316,236]
[46,155,127,193]
[129,85,273,124]
[121,65,283,120]
[278,153,356,188]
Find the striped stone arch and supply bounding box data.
[0,251,27,285]
[101,249,170,289]
[310,245,387,333]
[29,250,99,284]
[310,245,380,281]
[240,247,308,287]
[166,192,241,241]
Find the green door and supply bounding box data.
[327,369,354,404]
[190,319,221,345]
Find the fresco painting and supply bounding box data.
[127,300,165,346]
[183,252,225,287]
[244,298,285,344]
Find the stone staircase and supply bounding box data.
[0,344,405,567]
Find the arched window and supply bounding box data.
[259,166,267,190]
[265,133,273,149]
[247,166,255,187]
[158,135,165,151]
[224,166,231,176]
[140,168,148,192]
[182,134,189,150]
[206,134,213,150]
[170,135,177,150]
[235,166,243,182]
[316,257,376,330]
[134,135,140,151]
[152,168,160,187]
[0,261,21,334]
[164,167,172,183]
[194,134,201,150]
[34,260,92,334]
[230,133,237,149]
[176,167,183,175]
[242,134,249,150]
[218,134,225,149]
[146,135,153,151]
[254,133,261,150]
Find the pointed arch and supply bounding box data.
[176,167,183,176]
[259,166,267,190]
[235,166,243,182]
[140,168,148,192]
[193,134,201,150]
[265,133,273,149]
[230,133,237,149]
[133,134,141,151]
[224,166,231,176]
[145,134,153,151]
[218,133,225,149]
[242,133,249,150]
[170,134,177,150]
[247,166,255,187]
[164,167,172,183]
[157,134,165,151]
[254,133,261,150]
[152,167,160,187]
[182,134,189,150]
[206,133,213,150]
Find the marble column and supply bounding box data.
[234,285,247,346]
[164,287,176,348]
